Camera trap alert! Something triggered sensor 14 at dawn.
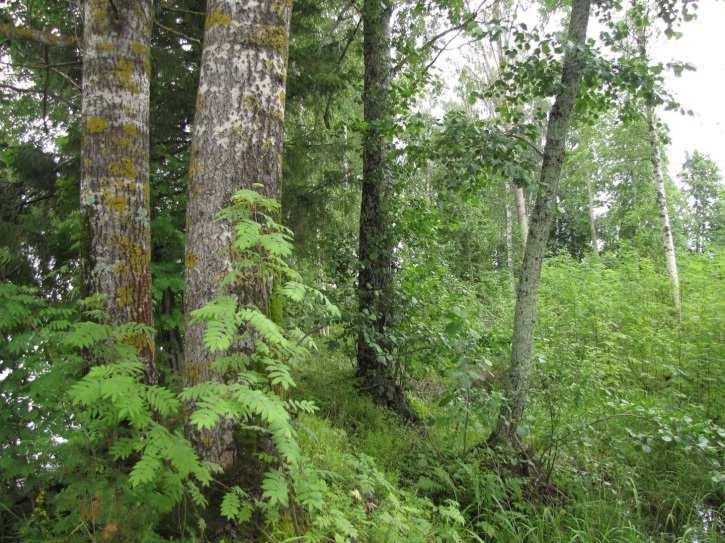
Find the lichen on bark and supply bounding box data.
[80,0,156,382]
[182,0,292,469]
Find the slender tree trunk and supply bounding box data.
[635,13,682,317]
[357,0,411,417]
[80,0,156,382]
[493,0,591,443]
[514,185,529,248]
[646,109,681,316]
[505,183,515,292]
[586,176,599,255]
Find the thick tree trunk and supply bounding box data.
[646,108,681,316]
[514,185,529,248]
[80,0,155,382]
[493,0,591,443]
[356,0,412,417]
[182,0,291,468]
[586,176,599,255]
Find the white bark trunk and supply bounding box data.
[505,184,515,292]
[514,185,529,248]
[586,176,599,255]
[646,108,682,317]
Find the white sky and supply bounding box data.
[428,1,725,182]
[653,1,725,180]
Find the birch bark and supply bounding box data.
[646,108,681,316]
[514,185,529,248]
[586,176,599,255]
[635,8,681,317]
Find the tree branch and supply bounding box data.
[0,22,78,48]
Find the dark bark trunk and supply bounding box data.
[493,0,591,443]
[80,0,156,382]
[356,0,412,418]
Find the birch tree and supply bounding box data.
[514,185,529,248]
[586,175,599,255]
[182,0,292,466]
[493,0,591,443]
[635,5,681,317]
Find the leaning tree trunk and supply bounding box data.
[182,1,291,468]
[80,0,155,382]
[514,184,529,248]
[635,12,681,317]
[356,0,412,417]
[646,109,681,316]
[586,176,599,255]
[505,184,515,292]
[492,0,591,444]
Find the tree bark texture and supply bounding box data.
[586,176,599,255]
[635,3,681,317]
[645,108,681,316]
[182,0,291,468]
[494,0,591,443]
[514,185,529,248]
[505,183,515,293]
[80,0,156,381]
[356,0,411,416]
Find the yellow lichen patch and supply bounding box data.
[97,41,114,53]
[248,24,289,60]
[115,59,138,93]
[271,0,293,18]
[185,251,198,270]
[183,365,202,386]
[130,41,149,56]
[123,330,154,355]
[108,158,138,179]
[115,237,148,273]
[277,90,286,107]
[243,94,261,111]
[102,189,128,213]
[115,286,133,307]
[86,116,109,133]
[122,123,139,138]
[206,9,231,28]
[188,161,201,177]
[268,108,284,123]
[115,136,133,149]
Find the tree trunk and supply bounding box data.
[182,0,291,468]
[586,176,599,255]
[356,0,411,417]
[635,12,682,317]
[80,0,155,382]
[514,184,529,248]
[505,183,515,292]
[493,0,591,443]
[646,108,681,316]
